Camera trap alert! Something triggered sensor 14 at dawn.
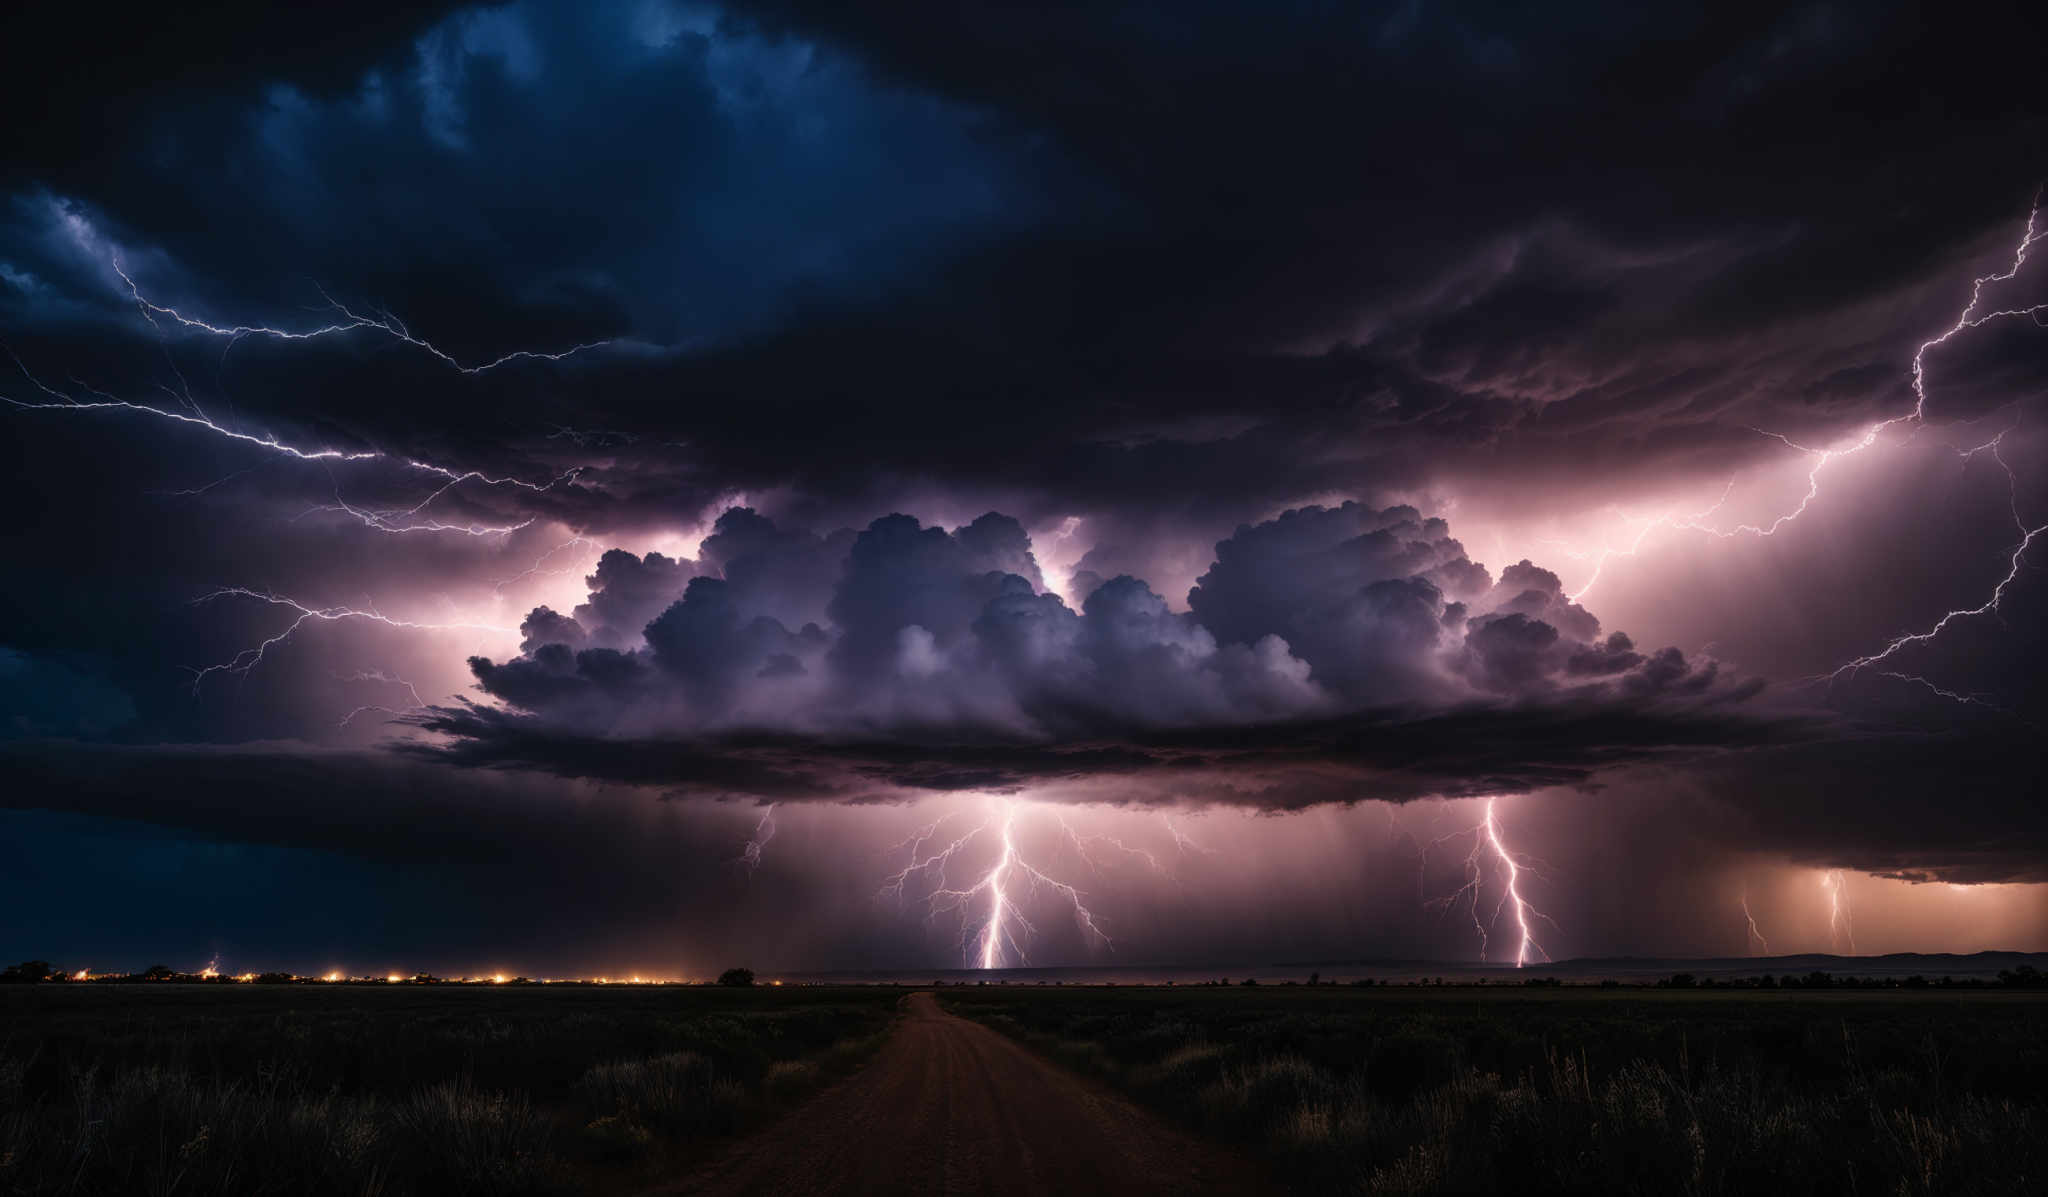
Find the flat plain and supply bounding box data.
[5,981,2046,1194]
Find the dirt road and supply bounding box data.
[662,991,1274,1196]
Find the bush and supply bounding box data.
[939,985,2048,1195]
[574,1052,743,1136]
[393,1079,562,1195]
[0,983,902,1194]
[717,968,756,988]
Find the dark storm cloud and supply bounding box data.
[4,0,2048,969]
[1646,722,2048,885]
[409,502,1768,803]
[403,698,1801,811]
[0,738,906,973]
[6,0,2042,542]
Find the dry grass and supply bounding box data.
[0,984,900,1194]
[945,986,2048,1195]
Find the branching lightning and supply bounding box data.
[5,356,584,536]
[1424,796,1555,967]
[189,587,515,694]
[1163,814,1217,859]
[1826,431,2045,692]
[736,804,777,873]
[1558,195,2048,705]
[492,535,598,594]
[336,669,429,728]
[880,799,1113,969]
[112,257,614,375]
[1054,812,1172,879]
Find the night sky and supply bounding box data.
[4,1,2046,978]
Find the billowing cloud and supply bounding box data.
[4,0,2047,971]
[417,502,1762,803]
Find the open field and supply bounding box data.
[0,983,902,1195]
[8,981,2048,1194]
[941,984,2048,1195]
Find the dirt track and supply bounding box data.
[661,991,1274,1196]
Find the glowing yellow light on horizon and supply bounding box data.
[72,970,89,981]
[386,974,403,983]
[493,974,508,984]
[324,971,343,982]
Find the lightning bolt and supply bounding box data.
[1825,432,2044,693]
[1424,796,1555,967]
[296,484,538,538]
[1563,191,2048,627]
[1163,814,1217,858]
[1822,869,1856,953]
[1054,812,1172,878]
[736,803,777,873]
[112,257,614,375]
[188,587,515,694]
[335,669,429,728]
[492,534,599,595]
[1741,887,1770,956]
[5,355,585,536]
[881,798,1112,969]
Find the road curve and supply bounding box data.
[659,991,1275,1196]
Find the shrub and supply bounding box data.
[574,1052,743,1136]
[392,1079,561,1195]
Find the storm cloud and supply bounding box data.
[415,502,1768,805]
[4,0,2047,969]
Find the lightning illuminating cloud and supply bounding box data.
[880,800,1113,969]
[1561,192,2048,711]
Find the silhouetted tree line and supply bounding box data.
[1657,968,2048,989]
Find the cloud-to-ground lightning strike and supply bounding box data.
[1561,193,2048,681]
[111,258,615,375]
[736,804,777,874]
[1741,887,1770,956]
[880,799,1112,969]
[1822,869,1856,953]
[1425,796,1555,967]
[188,587,515,694]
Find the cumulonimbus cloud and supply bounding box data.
[410,501,1773,804]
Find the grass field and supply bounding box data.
[940,984,2048,1195]
[0,983,902,1195]
[9,981,2046,1195]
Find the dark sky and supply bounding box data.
[4,0,2045,977]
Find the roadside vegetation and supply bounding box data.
[0,981,899,1195]
[941,982,2048,1195]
